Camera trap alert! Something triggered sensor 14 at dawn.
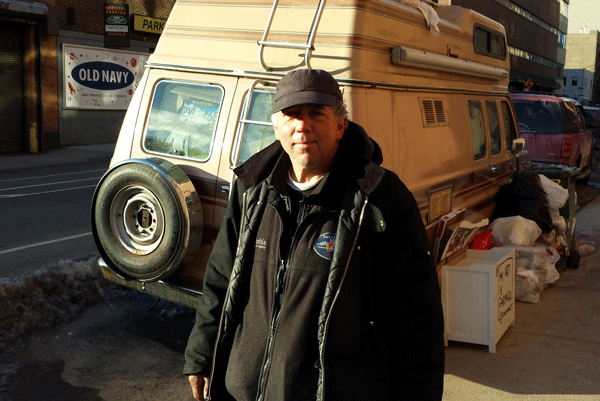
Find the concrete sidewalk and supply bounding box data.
[443,194,600,400]
[0,144,115,172]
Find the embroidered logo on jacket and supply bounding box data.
[313,233,336,260]
[256,238,267,250]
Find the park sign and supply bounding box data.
[105,3,130,47]
[63,44,149,110]
[132,14,167,35]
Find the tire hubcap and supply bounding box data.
[111,186,165,255]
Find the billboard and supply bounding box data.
[63,44,149,110]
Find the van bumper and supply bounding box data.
[97,258,203,310]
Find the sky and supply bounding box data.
[567,0,600,33]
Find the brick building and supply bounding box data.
[0,0,175,154]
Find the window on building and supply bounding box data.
[572,77,578,86]
[560,0,568,18]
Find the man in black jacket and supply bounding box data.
[184,69,445,401]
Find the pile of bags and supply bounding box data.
[488,216,560,303]
[477,173,570,303]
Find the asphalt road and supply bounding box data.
[0,161,108,279]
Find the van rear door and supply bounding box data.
[130,70,241,231]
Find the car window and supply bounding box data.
[584,108,600,123]
[486,101,501,154]
[501,101,517,150]
[584,110,595,123]
[144,80,224,160]
[234,89,276,166]
[469,100,486,159]
[564,103,580,134]
[576,107,587,129]
[512,100,563,135]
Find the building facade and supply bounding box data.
[439,0,568,94]
[0,0,175,154]
[564,30,600,105]
[563,68,594,103]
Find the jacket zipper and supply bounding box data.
[319,198,369,401]
[256,257,288,401]
[256,197,311,401]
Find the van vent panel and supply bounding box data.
[420,98,448,127]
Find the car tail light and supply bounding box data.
[560,137,573,163]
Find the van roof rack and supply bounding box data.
[258,0,327,71]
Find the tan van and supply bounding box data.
[91,0,529,307]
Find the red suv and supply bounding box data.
[510,93,594,180]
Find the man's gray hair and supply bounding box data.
[332,99,348,122]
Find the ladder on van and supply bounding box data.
[258,0,327,71]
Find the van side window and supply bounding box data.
[486,101,501,154]
[473,25,506,60]
[144,81,224,161]
[469,101,486,159]
[235,90,276,166]
[501,101,517,150]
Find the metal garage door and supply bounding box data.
[0,23,24,154]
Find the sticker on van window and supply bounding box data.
[180,102,219,126]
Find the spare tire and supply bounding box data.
[92,158,203,281]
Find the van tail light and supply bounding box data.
[561,138,573,163]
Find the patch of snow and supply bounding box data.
[0,257,117,352]
[578,244,597,257]
[588,182,600,190]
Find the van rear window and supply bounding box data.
[234,89,276,166]
[512,100,563,135]
[144,80,224,161]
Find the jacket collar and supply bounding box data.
[233,120,385,196]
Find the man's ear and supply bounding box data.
[272,113,281,141]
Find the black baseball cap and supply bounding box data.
[271,69,343,114]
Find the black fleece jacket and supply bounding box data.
[184,121,445,400]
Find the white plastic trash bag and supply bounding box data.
[537,174,569,234]
[513,244,560,286]
[490,216,542,247]
[515,270,543,303]
[548,207,566,234]
[538,174,568,209]
[510,243,561,303]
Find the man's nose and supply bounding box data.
[293,114,312,133]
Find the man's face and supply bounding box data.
[273,104,346,182]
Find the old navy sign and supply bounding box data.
[72,62,134,91]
